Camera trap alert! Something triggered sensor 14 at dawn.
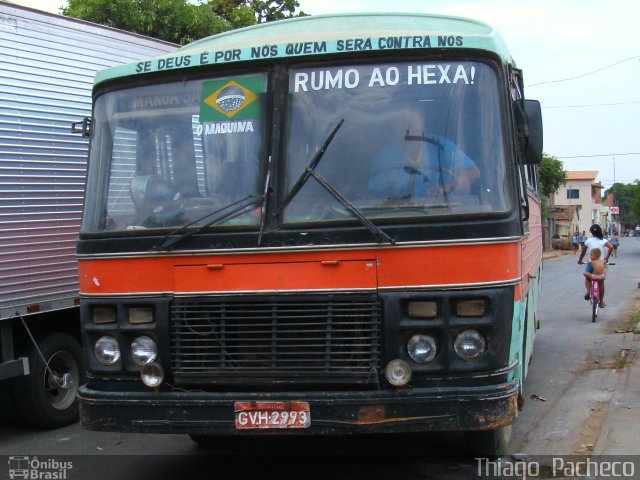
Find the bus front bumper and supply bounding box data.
[78,380,519,435]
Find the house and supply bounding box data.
[553,171,605,236]
[553,205,579,239]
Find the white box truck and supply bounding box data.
[0,0,177,427]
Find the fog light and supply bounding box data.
[384,359,412,387]
[131,335,158,366]
[94,336,120,366]
[141,362,164,388]
[92,306,116,324]
[454,329,487,361]
[407,301,438,318]
[407,334,438,363]
[129,307,154,324]
[455,299,486,317]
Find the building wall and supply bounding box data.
[555,179,602,235]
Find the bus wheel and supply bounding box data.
[465,425,511,457]
[13,333,84,428]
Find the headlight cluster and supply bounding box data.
[385,329,487,387]
[93,335,158,367]
[405,329,487,364]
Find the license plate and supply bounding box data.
[234,401,311,430]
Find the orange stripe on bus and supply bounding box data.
[78,243,522,295]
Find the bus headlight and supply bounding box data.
[454,329,487,361]
[130,336,158,366]
[407,334,438,364]
[141,362,165,388]
[384,359,412,387]
[94,336,121,366]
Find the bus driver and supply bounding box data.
[368,112,480,202]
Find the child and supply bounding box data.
[583,247,608,307]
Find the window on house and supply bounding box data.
[567,189,579,199]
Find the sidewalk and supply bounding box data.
[593,331,640,454]
[543,248,572,261]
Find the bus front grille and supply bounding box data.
[170,295,382,385]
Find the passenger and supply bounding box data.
[368,112,479,202]
[582,247,607,307]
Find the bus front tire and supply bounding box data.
[465,425,512,457]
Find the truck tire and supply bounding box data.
[13,333,84,428]
[0,380,24,425]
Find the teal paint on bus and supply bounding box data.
[508,269,542,387]
[94,12,513,86]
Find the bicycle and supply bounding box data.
[588,274,604,322]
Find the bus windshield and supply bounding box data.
[81,61,512,235]
[283,61,511,223]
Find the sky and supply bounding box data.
[9,0,640,190]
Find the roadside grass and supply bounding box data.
[625,310,640,333]
[612,308,639,370]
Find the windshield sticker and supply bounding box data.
[194,120,255,136]
[292,64,476,93]
[200,75,264,122]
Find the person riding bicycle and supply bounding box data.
[577,224,612,307]
[582,247,608,307]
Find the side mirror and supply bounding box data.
[514,100,543,164]
[71,117,92,137]
[524,100,543,165]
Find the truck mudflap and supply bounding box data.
[78,380,519,435]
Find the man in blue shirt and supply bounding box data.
[368,114,480,202]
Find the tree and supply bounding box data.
[61,0,304,45]
[633,184,640,224]
[606,181,640,227]
[539,153,566,198]
[215,0,305,23]
[538,154,566,222]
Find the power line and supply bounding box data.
[543,100,640,109]
[526,55,639,88]
[557,152,640,159]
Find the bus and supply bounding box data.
[76,12,543,456]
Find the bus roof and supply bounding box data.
[94,12,513,86]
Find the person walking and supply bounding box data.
[571,232,579,254]
[611,232,620,257]
[580,230,587,249]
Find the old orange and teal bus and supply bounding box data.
[77,12,543,455]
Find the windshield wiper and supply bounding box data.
[153,194,263,251]
[277,118,394,245]
[276,119,344,216]
[257,155,272,246]
[308,170,395,244]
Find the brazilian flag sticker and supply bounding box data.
[199,75,265,122]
